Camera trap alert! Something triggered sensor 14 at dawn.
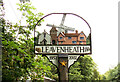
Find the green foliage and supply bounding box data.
[16,2,44,29]
[92,68,101,80]
[69,55,100,81]
[102,63,120,81]
[39,56,58,81]
[2,2,51,81]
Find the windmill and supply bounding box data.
[46,14,75,35]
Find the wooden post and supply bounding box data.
[58,54,68,82]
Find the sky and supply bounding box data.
[3,0,119,74]
[35,13,91,37]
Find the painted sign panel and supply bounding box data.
[46,55,80,68]
[68,55,80,68]
[46,55,58,66]
[35,45,90,54]
[34,13,92,55]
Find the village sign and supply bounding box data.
[34,13,92,74]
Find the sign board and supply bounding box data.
[34,13,92,70]
[34,13,92,55]
[46,55,80,68]
[35,45,90,54]
[34,13,92,80]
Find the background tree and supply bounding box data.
[0,0,4,81]
[69,55,100,81]
[92,68,101,80]
[42,57,59,81]
[2,2,50,81]
[102,63,120,81]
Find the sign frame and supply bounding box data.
[34,13,92,55]
[34,13,92,81]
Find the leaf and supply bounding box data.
[2,40,8,45]
[22,12,26,16]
